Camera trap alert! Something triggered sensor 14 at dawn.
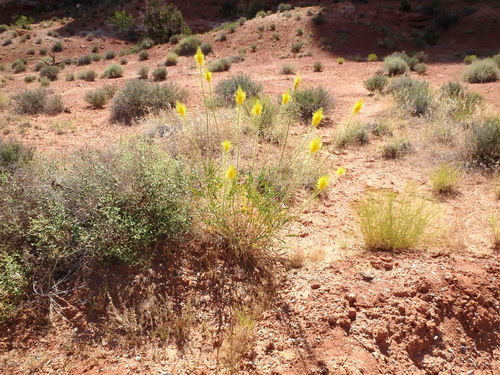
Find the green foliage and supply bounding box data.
[364,75,388,93]
[24,75,37,83]
[461,59,499,83]
[109,10,135,32]
[313,61,323,72]
[215,74,263,104]
[464,54,477,65]
[34,61,45,71]
[165,52,178,66]
[209,58,231,72]
[415,63,427,75]
[51,41,63,53]
[65,73,75,81]
[291,86,334,123]
[355,187,442,251]
[12,60,26,74]
[0,25,8,33]
[77,54,93,66]
[39,66,60,81]
[381,139,411,158]
[201,43,213,55]
[467,118,500,165]
[77,69,97,81]
[216,32,227,42]
[279,63,295,75]
[40,76,51,86]
[152,67,167,81]
[174,36,202,56]
[0,139,34,172]
[44,94,64,115]
[138,66,149,79]
[430,164,460,194]
[368,53,378,62]
[105,50,116,60]
[242,96,280,139]
[384,55,409,76]
[291,42,304,53]
[11,88,63,115]
[101,63,124,79]
[391,77,433,116]
[110,80,188,124]
[335,123,370,148]
[143,0,191,43]
[138,50,149,61]
[337,57,345,64]
[13,15,34,29]
[85,88,109,109]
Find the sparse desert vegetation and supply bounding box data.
[0,2,500,374]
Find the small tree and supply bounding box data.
[109,10,134,32]
[142,0,191,44]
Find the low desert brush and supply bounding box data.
[462,59,499,83]
[429,164,460,194]
[489,211,500,249]
[364,75,388,94]
[381,139,411,158]
[355,186,442,251]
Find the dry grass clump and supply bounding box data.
[429,164,461,194]
[355,187,442,251]
[279,63,296,75]
[164,52,178,66]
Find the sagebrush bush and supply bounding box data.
[384,55,409,76]
[313,61,323,72]
[391,77,433,116]
[85,88,109,109]
[92,53,103,62]
[174,36,202,56]
[291,42,304,53]
[201,43,213,55]
[138,50,149,61]
[165,52,178,66]
[152,67,167,81]
[77,69,97,81]
[368,53,378,62]
[355,187,442,251]
[215,74,263,104]
[335,122,370,147]
[24,75,37,83]
[364,75,388,93]
[105,50,116,60]
[143,1,190,43]
[39,65,60,81]
[415,63,427,75]
[467,117,500,165]
[279,63,296,75]
[381,139,411,158]
[12,61,26,74]
[291,86,334,123]
[461,59,499,83]
[209,58,231,72]
[110,79,188,124]
[44,94,65,115]
[0,139,34,172]
[464,54,477,65]
[138,66,149,79]
[77,54,93,66]
[34,61,45,71]
[430,164,460,194]
[101,63,124,79]
[11,88,63,115]
[51,41,63,53]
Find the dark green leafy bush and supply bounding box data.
[143,0,191,43]
[110,80,188,124]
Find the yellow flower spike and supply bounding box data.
[251,99,263,117]
[352,98,364,116]
[204,69,212,83]
[336,166,346,176]
[309,136,322,155]
[316,175,330,191]
[312,107,323,127]
[194,46,204,66]
[293,75,301,91]
[235,85,246,106]
[282,89,291,105]
[226,165,237,180]
[176,100,186,117]
[222,140,232,152]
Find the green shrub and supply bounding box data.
[291,86,334,123]
[174,36,202,56]
[271,32,280,41]
[65,73,75,81]
[77,69,97,81]
[51,41,63,53]
[105,50,116,60]
[121,58,128,65]
[143,0,191,43]
[335,123,370,147]
[390,78,433,116]
[138,66,149,79]
[384,55,409,76]
[2,39,12,46]
[109,10,134,32]
[208,58,231,72]
[368,53,378,62]
[0,25,8,33]
[0,139,34,172]
[39,65,60,81]
[464,54,477,65]
[110,80,188,124]
[461,59,499,83]
[101,63,124,79]
[40,76,51,86]
[138,50,149,61]
[201,43,213,55]
[414,63,427,75]
[85,88,109,109]
[491,53,500,67]
[11,88,47,114]
[381,139,411,158]
[24,75,37,83]
[26,48,35,55]
[12,61,26,74]
[313,61,323,72]
[296,27,303,36]
[34,61,45,71]
[152,67,167,81]
[355,187,441,251]
[291,42,304,53]
[92,53,103,62]
[250,43,257,52]
[77,54,93,66]
[364,75,388,93]
[215,74,263,104]
[279,63,295,75]
[430,164,460,194]
[337,57,345,64]
[39,48,48,55]
[62,57,73,65]
[216,32,227,42]
[165,52,178,66]
[44,94,64,115]
[467,118,500,165]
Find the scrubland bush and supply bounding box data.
[39,65,60,81]
[40,76,51,86]
[384,55,409,76]
[138,50,149,61]
[174,36,202,56]
[313,61,323,72]
[105,50,116,60]
[461,59,498,83]
[368,53,378,62]
[209,58,231,72]
[12,61,26,74]
[430,164,460,194]
[466,118,500,165]
[77,69,97,81]
[51,41,63,52]
[165,52,178,66]
[464,54,477,65]
[101,63,124,79]
[415,63,427,75]
[85,89,109,109]
[279,63,295,75]
[364,75,388,93]
[138,66,149,79]
[390,77,433,116]
[110,80,188,124]
[356,187,442,251]
[215,74,263,104]
[143,1,191,43]
[44,94,65,114]
[381,139,411,158]
[11,88,64,115]
[291,85,334,123]
[65,73,75,81]
[152,67,167,81]
[291,42,304,53]
[24,75,36,83]
[201,43,213,55]
[77,54,93,66]
[337,57,345,64]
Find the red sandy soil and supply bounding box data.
[0,1,500,374]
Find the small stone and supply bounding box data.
[348,308,357,319]
[311,283,321,290]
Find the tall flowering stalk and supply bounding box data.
[194,47,212,150]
